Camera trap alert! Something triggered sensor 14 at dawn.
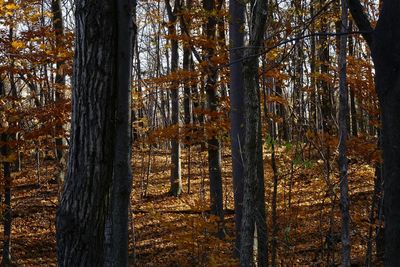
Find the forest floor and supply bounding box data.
[0,139,382,266]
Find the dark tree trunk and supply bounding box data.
[240,0,268,265]
[338,0,351,265]
[203,0,225,237]
[319,1,332,134]
[181,0,193,130]
[166,0,182,197]
[56,0,134,265]
[104,0,135,266]
[348,22,358,137]
[1,133,11,267]
[350,0,400,265]
[229,0,245,255]
[309,3,317,131]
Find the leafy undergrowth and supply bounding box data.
[131,140,381,266]
[0,140,382,266]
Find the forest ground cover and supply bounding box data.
[0,141,379,266]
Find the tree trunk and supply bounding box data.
[349,0,400,265]
[240,0,268,265]
[181,0,193,130]
[166,0,182,197]
[203,0,225,238]
[229,0,246,256]
[338,0,351,265]
[319,0,332,134]
[56,0,134,265]
[51,0,66,161]
[1,133,11,267]
[104,0,135,266]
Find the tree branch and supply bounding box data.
[349,0,374,48]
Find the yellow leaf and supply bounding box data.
[5,2,17,11]
[11,40,25,50]
[0,153,17,163]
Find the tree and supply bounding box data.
[338,0,350,265]
[203,0,225,238]
[229,0,246,255]
[1,86,11,266]
[165,0,183,197]
[104,0,135,265]
[56,0,135,265]
[240,0,269,265]
[349,0,400,265]
[51,0,66,162]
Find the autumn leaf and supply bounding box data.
[11,40,25,50]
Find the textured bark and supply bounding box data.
[240,0,268,265]
[204,0,225,237]
[229,0,245,255]
[338,0,351,265]
[56,0,133,265]
[166,0,182,197]
[350,1,400,265]
[104,0,135,266]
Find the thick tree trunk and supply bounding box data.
[56,0,119,266]
[375,4,400,259]
[350,0,400,265]
[229,0,246,255]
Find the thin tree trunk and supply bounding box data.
[229,0,246,256]
[240,0,268,265]
[51,0,66,161]
[1,134,11,267]
[203,0,225,238]
[319,0,332,134]
[166,0,182,196]
[181,0,193,130]
[338,0,351,265]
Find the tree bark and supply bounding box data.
[104,0,135,265]
[203,0,225,238]
[166,0,182,197]
[56,0,134,265]
[338,0,351,265]
[229,0,246,255]
[240,0,268,265]
[350,0,400,265]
